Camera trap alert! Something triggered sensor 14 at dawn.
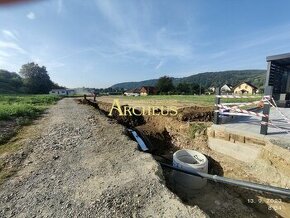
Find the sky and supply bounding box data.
[1,0,290,88]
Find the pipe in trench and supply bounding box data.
[84,99,290,199]
[160,162,290,199]
[128,129,290,199]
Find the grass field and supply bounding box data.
[0,95,61,121]
[96,94,263,108]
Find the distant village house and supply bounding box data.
[123,88,140,96]
[233,82,257,94]
[124,86,157,96]
[49,89,75,95]
[220,84,233,93]
[208,87,215,93]
[139,86,158,96]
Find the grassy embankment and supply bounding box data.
[0,95,61,144]
[0,94,61,183]
[0,95,60,120]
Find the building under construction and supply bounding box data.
[266,53,290,107]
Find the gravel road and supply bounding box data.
[0,98,207,218]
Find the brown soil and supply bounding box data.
[175,106,213,122]
[82,98,290,218]
[0,118,44,184]
[0,120,18,144]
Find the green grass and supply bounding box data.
[109,94,262,106]
[127,95,216,103]
[0,95,61,121]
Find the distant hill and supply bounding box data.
[111,70,266,90]
[110,79,158,90]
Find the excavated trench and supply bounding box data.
[81,98,290,218]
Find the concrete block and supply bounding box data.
[245,137,265,146]
[231,134,245,143]
[214,130,230,141]
[208,138,261,163]
[230,136,235,143]
[207,128,215,138]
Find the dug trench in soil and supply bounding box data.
[81,98,288,217]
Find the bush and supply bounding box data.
[0,104,42,120]
[0,95,61,121]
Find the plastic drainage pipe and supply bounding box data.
[160,162,290,199]
[128,129,290,198]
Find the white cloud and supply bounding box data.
[48,61,65,68]
[26,12,36,20]
[94,1,194,61]
[0,50,11,57]
[2,30,18,41]
[57,0,63,14]
[155,60,164,70]
[95,0,125,29]
[0,41,27,54]
[29,55,65,69]
[114,35,192,59]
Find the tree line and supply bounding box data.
[156,76,205,95]
[0,62,64,94]
[111,70,266,92]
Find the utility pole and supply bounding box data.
[199,82,201,95]
[260,86,273,135]
[213,87,221,124]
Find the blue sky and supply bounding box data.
[1,0,290,88]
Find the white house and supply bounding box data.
[221,84,233,93]
[49,89,75,96]
[123,88,140,96]
[208,87,216,93]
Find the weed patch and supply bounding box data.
[189,122,208,139]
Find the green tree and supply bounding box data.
[51,82,65,89]
[176,82,190,94]
[19,62,53,94]
[190,83,199,94]
[156,76,174,94]
[190,83,205,95]
[0,70,24,93]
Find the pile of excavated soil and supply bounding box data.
[176,106,213,122]
[85,99,213,122]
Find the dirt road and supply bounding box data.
[0,98,206,218]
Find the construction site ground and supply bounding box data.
[0,97,289,217]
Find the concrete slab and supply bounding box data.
[208,138,261,162]
[218,107,290,149]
